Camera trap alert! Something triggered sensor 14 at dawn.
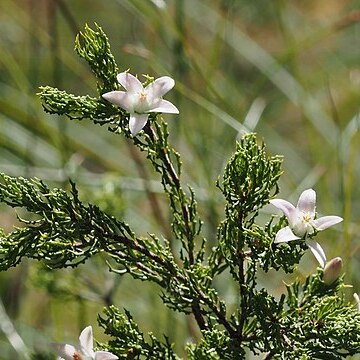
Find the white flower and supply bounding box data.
[102,71,179,136]
[354,293,360,311]
[52,326,118,360]
[270,188,343,268]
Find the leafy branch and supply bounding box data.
[1,23,359,359]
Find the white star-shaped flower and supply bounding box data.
[52,326,118,360]
[270,188,343,267]
[102,71,179,136]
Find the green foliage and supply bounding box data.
[38,23,122,125]
[99,306,179,359]
[0,23,358,359]
[244,221,307,274]
[186,329,245,360]
[75,23,119,93]
[220,134,282,220]
[0,173,177,285]
[280,272,360,359]
[215,134,284,280]
[38,87,120,124]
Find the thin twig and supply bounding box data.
[94,223,239,335]
[146,126,195,263]
[126,142,172,240]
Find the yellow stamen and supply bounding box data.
[138,91,147,101]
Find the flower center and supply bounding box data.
[291,211,314,237]
[73,353,82,360]
[302,213,312,223]
[134,90,151,113]
[138,91,147,102]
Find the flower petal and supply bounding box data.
[306,239,326,268]
[146,76,175,98]
[129,114,149,136]
[353,293,360,311]
[313,215,343,231]
[274,226,300,243]
[148,99,179,114]
[117,72,143,93]
[269,199,297,223]
[79,326,94,355]
[51,343,77,360]
[95,351,119,360]
[297,189,316,218]
[102,91,134,112]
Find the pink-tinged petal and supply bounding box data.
[269,199,297,223]
[102,91,135,112]
[306,239,326,268]
[148,99,179,114]
[117,72,143,93]
[129,114,149,136]
[313,216,343,231]
[95,351,119,360]
[297,189,316,218]
[51,343,77,360]
[79,326,94,355]
[146,76,175,98]
[274,226,300,243]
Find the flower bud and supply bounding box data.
[323,257,343,285]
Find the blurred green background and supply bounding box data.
[0,0,359,358]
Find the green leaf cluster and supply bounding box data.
[99,306,179,359]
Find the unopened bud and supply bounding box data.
[323,257,343,285]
